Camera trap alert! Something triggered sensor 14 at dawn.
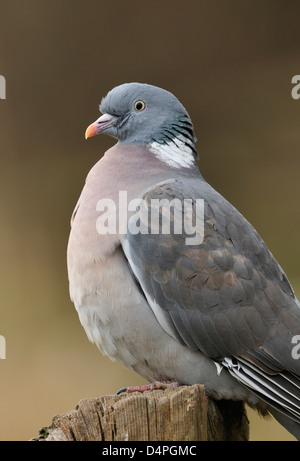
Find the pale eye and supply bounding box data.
[134,100,146,111]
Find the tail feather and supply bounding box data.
[222,356,300,433]
[269,408,300,440]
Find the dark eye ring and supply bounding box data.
[134,100,146,111]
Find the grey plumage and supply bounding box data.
[68,82,300,439]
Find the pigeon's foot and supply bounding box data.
[117,381,179,395]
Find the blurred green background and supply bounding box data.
[0,0,299,441]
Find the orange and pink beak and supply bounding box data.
[85,113,117,139]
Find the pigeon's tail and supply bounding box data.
[222,357,300,440]
[269,408,300,440]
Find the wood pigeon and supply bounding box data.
[67,82,300,439]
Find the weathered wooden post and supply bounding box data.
[33,385,249,441]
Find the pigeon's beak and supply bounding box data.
[85,113,117,139]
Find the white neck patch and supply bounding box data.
[148,135,195,169]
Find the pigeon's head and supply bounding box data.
[85,83,198,166]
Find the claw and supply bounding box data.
[116,387,128,395]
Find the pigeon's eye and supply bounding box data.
[134,100,146,111]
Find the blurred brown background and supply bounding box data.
[0,0,299,441]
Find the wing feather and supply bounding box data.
[122,178,300,394]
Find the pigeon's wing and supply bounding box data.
[122,178,300,423]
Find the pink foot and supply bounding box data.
[117,381,179,394]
